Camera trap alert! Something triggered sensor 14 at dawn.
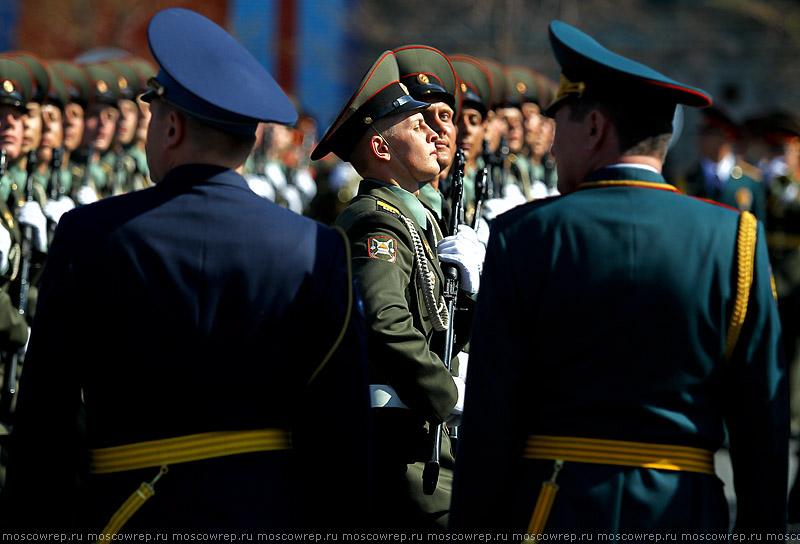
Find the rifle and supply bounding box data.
[422,149,465,496]
[47,146,64,245]
[481,139,494,199]
[496,134,509,197]
[112,149,125,196]
[472,163,489,230]
[6,150,38,400]
[80,144,95,192]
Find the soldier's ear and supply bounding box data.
[370,134,391,162]
[163,108,185,150]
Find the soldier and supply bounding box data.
[0,57,37,491]
[6,7,371,534]
[479,58,528,221]
[450,20,787,535]
[394,44,461,237]
[103,59,145,196]
[70,62,120,205]
[450,54,493,231]
[311,50,483,532]
[675,105,767,223]
[125,56,156,189]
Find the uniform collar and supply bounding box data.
[585,164,666,184]
[418,183,443,219]
[366,178,427,229]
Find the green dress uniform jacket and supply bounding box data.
[334,178,473,531]
[450,166,788,534]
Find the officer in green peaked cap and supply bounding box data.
[394,44,461,237]
[311,51,430,162]
[322,49,483,532]
[450,20,785,535]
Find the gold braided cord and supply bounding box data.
[725,211,758,363]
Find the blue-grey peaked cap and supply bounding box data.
[141,8,297,135]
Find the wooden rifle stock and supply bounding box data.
[422,149,466,495]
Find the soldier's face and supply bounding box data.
[63,103,84,152]
[384,111,439,188]
[0,104,25,160]
[114,99,139,147]
[500,107,524,154]
[420,100,456,171]
[82,103,119,152]
[522,102,543,151]
[21,102,42,155]
[456,108,486,163]
[37,104,63,165]
[534,118,555,160]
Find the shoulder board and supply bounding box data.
[100,162,113,175]
[71,165,83,177]
[376,200,402,218]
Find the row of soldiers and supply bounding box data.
[0,50,155,481]
[247,52,562,236]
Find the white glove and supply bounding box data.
[18,201,47,251]
[456,351,469,382]
[482,197,515,221]
[446,376,466,427]
[503,183,527,205]
[245,175,276,201]
[44,195,75,224]
[293,169,317,202]
[437,224,485,294]
[76,185,100,206]
[0,225,11,275]
[281,185,304,215]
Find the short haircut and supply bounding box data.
[156,98,256,165]
[568,94,673,160]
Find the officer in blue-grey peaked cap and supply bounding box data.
[450,20,787,536]
[6,7,372,535]
[140,7,297,135]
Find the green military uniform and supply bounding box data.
[334,179,471,531]
[311,50,475,532]
[0,57,39,491]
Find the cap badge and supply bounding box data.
[517,82,527,93]
[364,116,373,125]
[118,77,128,90]
[460,83,467,93]
[418,74,430,84]
[2,80,14,93]
[555,73,586,102]
[97,80,108,94]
